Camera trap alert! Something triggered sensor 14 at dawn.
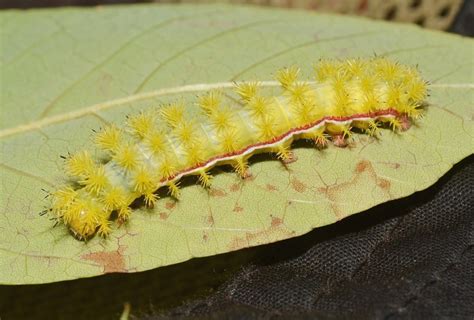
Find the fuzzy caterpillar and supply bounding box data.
[48,57,428,240]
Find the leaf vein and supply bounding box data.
[134,18,281,93]
[39,8,225,118]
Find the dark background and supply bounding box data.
[0,0,473,36]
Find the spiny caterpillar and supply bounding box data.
[48,57,428,240]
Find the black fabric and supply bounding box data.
[450,0,474,36]
[140,155,474,320]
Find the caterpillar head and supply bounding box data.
[51,187,111,240]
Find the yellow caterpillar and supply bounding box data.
[48,57,428,240]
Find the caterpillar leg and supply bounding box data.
[398,114,412,131]
[233,156,251,179]
[326,123,351,148]
[276,141,297,165]
[332,134,348,148]
[198,169,213,188]
[281,151,298,165]
[144,192,159,208]
[167,181,181,199]
[313,132,329,149]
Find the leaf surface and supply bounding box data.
[0,4,472,284]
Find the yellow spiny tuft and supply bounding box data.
[342,125,353,139]
[52,187,77,212]
[235,81,260,101]
[168,181,181,199]
[246,96,271,118]
[159,156,176,179]
[314,60,338,82]
[209,109,233,132]
[186,142,206,166]
[145,129,168,155]
[256,115,276,141]
[374,57,400,82]
[95,125,122,152]
[118,206,131,222]
[295,100,317,125]
[81,165,108,194]
[233,157,249,178]
[219,128,239,153]
[160,103,185,128]
[332,86,350,115]
[65,150,95,178]
[367,120,380,136]
[205,110,232,131]
[133,166,156,194]
[102,187,128,211]
[113,143,138,170]
[276,66,299,89]
[388,117,402,131]
[199,91,221,114]
[386,85,403,107]
[198,169,213,188]
[359,75,376,93]
[64,199,105,239]
[97,217,111,237]
[276,143,292,161]
[127,110,155,138]
[332,73,349,95]
[286,82,312,105]
[406,80,427,102]
[401,101,424,119]
[144,192,158,208]
[344,58,367,78]
[361,92,379,112]
[174,120,196,145]
[313,130,329,148]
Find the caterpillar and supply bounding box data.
[48,57,428,240]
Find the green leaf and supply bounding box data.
[0,4,472,285]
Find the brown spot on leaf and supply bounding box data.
[383,162,401,169]
[81,245,126,273]
[202,231,209,242]
[229,183,240,192]
[356,160,370,173]
[209,188,227,197]
[266,184,279,192]
[227,216,295,251]
[376,161,401,169]
[271,217,283,227]
[378,179,391,190]
[291,178,307,193]
[243,173,256,181]
[233,205,244,213]
[319,160,392,219]
[159,212,169,220]
[207,214,215,226]
[165,201,176,210]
